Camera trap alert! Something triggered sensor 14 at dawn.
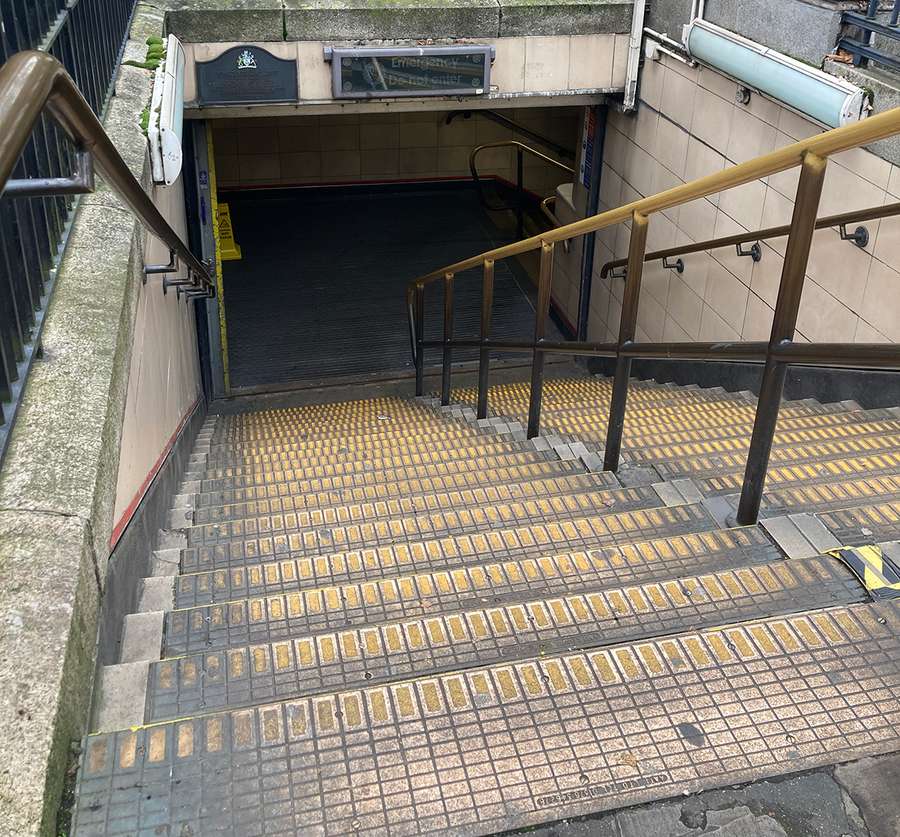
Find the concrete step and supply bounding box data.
[180,484,663,550]
[188,470,621,524]
[141,555,867,724]
[176,502,720,578]
[651,436,900,481]
[164,525,781,614]
[188,457,592,508]
[73,600,900,835]
[186,447,564,488]
[156,544,855,659]
[195,434,542,471]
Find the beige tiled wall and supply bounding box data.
[211,107,580,199]
[589,54,900,347]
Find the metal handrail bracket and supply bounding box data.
[0,50,214,296]
[408,103,900,526]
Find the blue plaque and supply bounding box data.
[196,46,298,106]
[326,46,494,99]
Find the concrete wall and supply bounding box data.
[589,53,900,347]
[111,175,203,544]
[211,107,580,199]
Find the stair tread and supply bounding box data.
[74,600,900,836]
[179,502,718,577]
[183,484,663,549]
[164,526,783,651]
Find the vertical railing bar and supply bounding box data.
[414,284,425,397]
[476,258,495,420]
[603,211,649,471]
[516,147,524,240]
[526,241,554,438]
[736,152,828,525]
[440,272,454,406]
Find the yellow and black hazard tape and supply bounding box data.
[827,544,900,600]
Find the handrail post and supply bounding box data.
[414,283,425,397]
[603,211,649,471]
[527,242,555,438]
[516,146,524,240]
[477,259,495,419]
[737,151,827,525]
[441,272,454,405]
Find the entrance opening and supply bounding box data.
[209,107,578,392]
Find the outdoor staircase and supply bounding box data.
[71,375,900,836]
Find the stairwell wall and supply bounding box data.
[589,53,900,350]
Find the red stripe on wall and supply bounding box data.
[109,397,202,549]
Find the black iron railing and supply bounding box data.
[0,0,137,456]
[408,107,900,526]
[840,0,900,73]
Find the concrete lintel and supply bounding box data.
[164,0,285,42]
[284,0,502,41]
[498,0,634,36]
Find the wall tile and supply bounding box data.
[278,125,319,153]
[399,120,439,149]
[705,260,749,332]
[569,34,614,90]
[491,37,526,94]
[238,153,280,183]
[699,304,741,341]
[281,151,321,181]
[691,86,734,151]
[718,179,766,232]
[806,227,872,312]
[297,41,331,100]
[321,150,360,178]
[524,36,570,91]
[749,243,784,309]
[725,108,777,165]
[663,314,692,342]
[742,292,774,340]
[797,279,858,343]
[820,160,885,216]
[639,59,664,110]
[659,65,696,132]
[655,116,689,178]
[320,124,359,151]
[237,126,279,155]
[855,317,890,343]
[859,258,900,340]
[612,34,629,87]
[360,123,400,150]
[667,274,704,337]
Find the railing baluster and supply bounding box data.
[603,211,649,471]
[440,272,454,406]
[737,152,827,525]
[526,241,554,438]
[414,283,424,396]
[476,258,494,420]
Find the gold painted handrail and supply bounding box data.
[409,106,900,290]
[468,140,575,182]
[599,200,900,278]
[407,103,900,526]
[0,50,214,293]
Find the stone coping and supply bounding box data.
[163,0,633,42]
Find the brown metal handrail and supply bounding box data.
[0,50,214,296]
[406,104,900,526]
[469,140,574,238]
[599,201,900,278]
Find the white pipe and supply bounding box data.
[623,0,647,110]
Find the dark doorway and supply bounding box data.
[220,182,563,391]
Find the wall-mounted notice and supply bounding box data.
[196,46,298,106]
[325,45,494,99]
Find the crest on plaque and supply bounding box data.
[237,49,257,70]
